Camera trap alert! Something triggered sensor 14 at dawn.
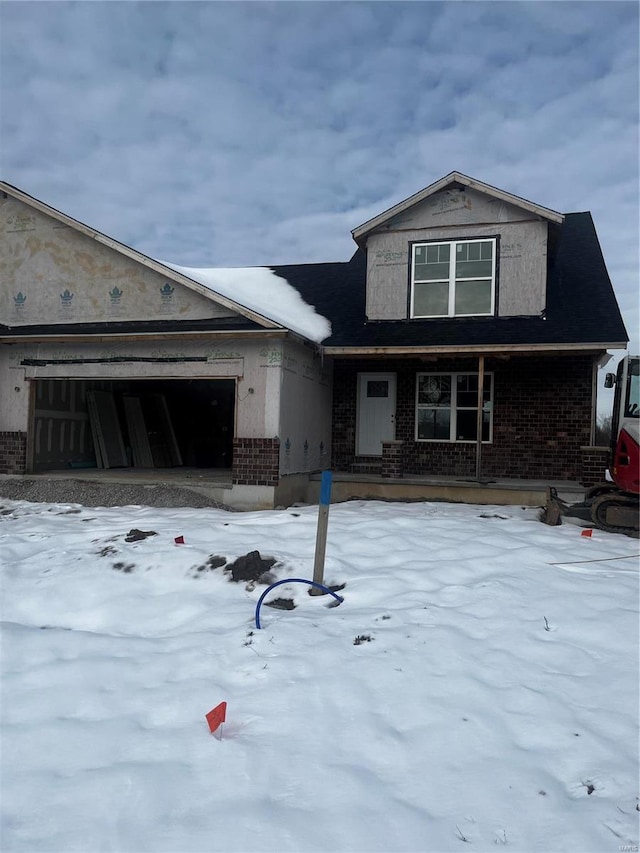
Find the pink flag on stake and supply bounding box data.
[206,701,227,734]
[175,535,185,545]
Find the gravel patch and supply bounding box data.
[0,477,235,510]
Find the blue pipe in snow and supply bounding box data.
[255,578,344,629]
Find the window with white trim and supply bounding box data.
[411,238,496,318]
[416,372,493,442]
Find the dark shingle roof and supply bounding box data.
[0,211,627,350]
[273,212,628,349]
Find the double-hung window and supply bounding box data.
[411,238,496,317]
[416,372,493,442]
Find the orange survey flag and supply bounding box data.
[206,702,227,734]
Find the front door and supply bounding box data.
[357,373,396,456]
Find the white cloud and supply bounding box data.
[0,0,637,367]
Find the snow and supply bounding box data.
[1,497,638,853]
[159,262,332,344]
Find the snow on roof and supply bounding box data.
[160,262,331,344]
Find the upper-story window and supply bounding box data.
[410,238,497,318]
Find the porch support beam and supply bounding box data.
[475,355,485,481]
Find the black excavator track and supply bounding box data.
[589,492,640,538]
[542,486,639,538]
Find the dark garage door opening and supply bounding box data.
[32,378,236,472]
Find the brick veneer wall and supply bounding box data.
[332,355,594,481]
[580,446,610,487]
[232,437,280,486]
[0,431,27,474]
[332,367,359,472]
[381,441,404,478]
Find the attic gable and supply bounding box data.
[352,172,564,247]
[0,194,246,329]
[0,182,331,343]
[0,182,282,332]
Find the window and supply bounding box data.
[416,373,493,442]
[624,358,639,418]
[411,238,496,318]
[367,380,389,398]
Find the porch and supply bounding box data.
[333,354,598,485]
[309,470,585,507]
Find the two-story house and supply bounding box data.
[0,173,628,509]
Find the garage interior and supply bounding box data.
[31,378,236,473]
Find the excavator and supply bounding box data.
[542,354,639,537]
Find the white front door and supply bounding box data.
[357,373,396,456]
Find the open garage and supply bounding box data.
[31,377,235,473]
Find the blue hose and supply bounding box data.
[255,578,344,629]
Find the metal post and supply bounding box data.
[475,355,485,481]
[311,470,333,593]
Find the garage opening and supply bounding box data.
[31,378,235,473]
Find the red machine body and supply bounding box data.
[609,355,640,496]
[543,355,639,536]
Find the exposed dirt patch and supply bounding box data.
[307,582,346,596]
[227,550,276,582]
[265,598,296,610]
[0,479,236,510]
[113,562,135,573]
[196,555,227,573]
[124,529,158,542]
[99,545,118,557]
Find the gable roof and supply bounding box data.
[274,212,628,354]
[1,180,627,355]
[352,172,565,247]
[0,181,287,336]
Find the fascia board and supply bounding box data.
[323,342,626,356]
[351,172,564,243]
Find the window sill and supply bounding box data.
[415,439,493,444]
[409,314,495,320]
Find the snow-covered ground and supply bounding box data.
[1,498,638,853]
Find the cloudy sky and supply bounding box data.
[1,1,638,360]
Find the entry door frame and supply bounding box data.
[356,372,397,457]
